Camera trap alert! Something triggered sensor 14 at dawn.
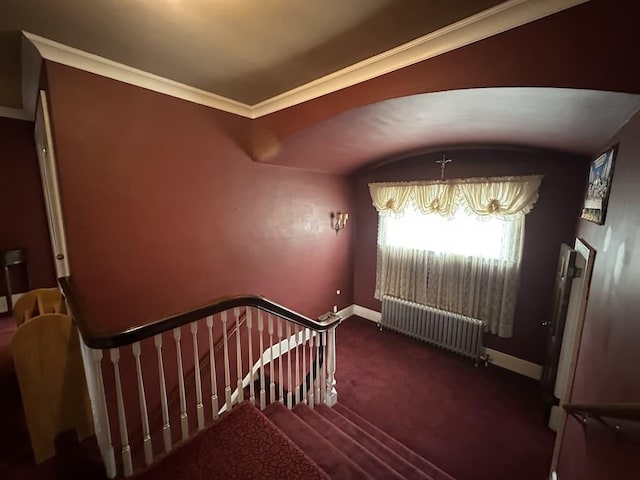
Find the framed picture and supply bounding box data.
[581,144,618,225]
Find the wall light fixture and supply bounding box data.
[332,212,349,235]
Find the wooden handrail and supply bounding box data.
[59,276,341,349]
[564,402,640,423]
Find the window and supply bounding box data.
[370,176,542,337]
[382,204,516,261]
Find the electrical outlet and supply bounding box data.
[333,305,337,313]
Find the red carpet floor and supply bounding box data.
[335,316,555,480]
[1,313,553,479]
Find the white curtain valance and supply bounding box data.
[369,175,543,220]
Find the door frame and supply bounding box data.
[549,237,596,474]
[34,90,70,278]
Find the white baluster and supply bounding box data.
[247,308,255,404]
[302,328,308,404]
[173,327,189,441]
[110,348,132,477]
[258,311,266,410]
[325,326,338,406]
[190,322,205,430]
[277,317,284,403]
[91,349,116,478]
[221,311,232,410]
[315,332,321,406]
[132,342,153,466]
[286,322,293,409]
[308,332,314,409]
[154,334,172,453]
[294,325,300,405]
[205,316,219,420]
[234,308,244,403]
[321,331,328,404]
[268,315,276,404]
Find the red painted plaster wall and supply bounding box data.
[44,61,353,333]
[352,147,588,364]
[557,111,640,479]
[0,117,56,297]
[43,63,355,455]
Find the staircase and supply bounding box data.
[56,280,455,479]
[138,400,455,480]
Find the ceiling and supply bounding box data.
[0,0,503,109]
[3,1,636,176]
[260,88,640,174]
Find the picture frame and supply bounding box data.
[581,144,618,225]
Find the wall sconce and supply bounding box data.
[332,212,349,235]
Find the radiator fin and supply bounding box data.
[380,295,484,363]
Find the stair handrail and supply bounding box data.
[564,402,640,423]
[59,276,342,349]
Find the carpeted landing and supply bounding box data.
[139,400,455,480]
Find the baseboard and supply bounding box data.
[352,305,381,323]
[336,304,354,319]
[344,303,542,380]
[484,348,543,380]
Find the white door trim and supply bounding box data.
[35,90,70,278]
[549,237,596,473]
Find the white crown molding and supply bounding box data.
[22,31,253,118]
[0,106,31,121]
[18,0,588,120]
[252,0,589,117]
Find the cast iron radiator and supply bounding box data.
[381,295,485,365]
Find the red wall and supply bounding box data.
[0,117,56,296]
[44,61,354,333]
[557,112,640,479]
[43,63,356,456]
[352,147,588,364]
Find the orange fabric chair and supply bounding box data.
[11,313,93,463]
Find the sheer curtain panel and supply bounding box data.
[370,176,543,337]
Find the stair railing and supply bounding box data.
[564,402,640,434]
[59,276,341,479]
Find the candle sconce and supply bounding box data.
[332,212,349,235]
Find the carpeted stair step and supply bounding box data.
[315,404,434,480]
[333,403,455,480]
[293,403,406,479]
[138,401,328,480]
[264,402,371,480]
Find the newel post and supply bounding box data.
[79,342,116,478]
[325,326,338,406]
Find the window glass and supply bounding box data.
[381,204,515,261]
